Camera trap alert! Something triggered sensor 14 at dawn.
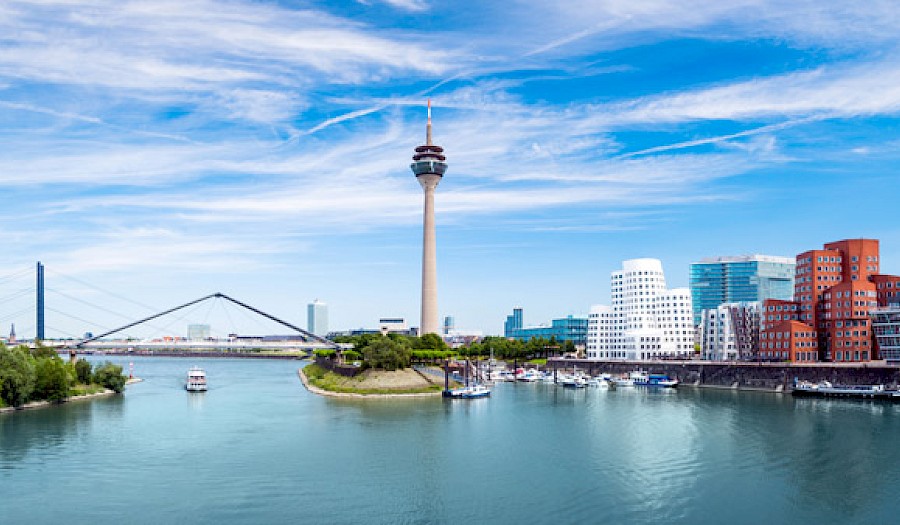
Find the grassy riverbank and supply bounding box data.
[301,364,448,396]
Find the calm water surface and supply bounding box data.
[3,356,900,524]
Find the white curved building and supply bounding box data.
[587,258,694,360]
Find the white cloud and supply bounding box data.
[598,62,900,125]
[217,89,306,123]
[369,0,429,12]
[0,0,456,93]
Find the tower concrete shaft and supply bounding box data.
[410,101,447,335]
[419,174,440,335]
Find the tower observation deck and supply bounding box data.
[411,100,447,335]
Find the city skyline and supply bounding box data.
[1,1,900,337]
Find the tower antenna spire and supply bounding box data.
[426,98,432,146]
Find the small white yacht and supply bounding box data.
[185,367,207,392]
[610,371,646,387]
[443,384,491,399]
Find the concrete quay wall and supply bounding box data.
[545,359,900,392]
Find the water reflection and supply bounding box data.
[0,398,119,469]
[187,391,206,411]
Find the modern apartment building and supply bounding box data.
[698,302,761,361]
[760,239,900,362]
[586,258,693,361]
[690,255,794,325]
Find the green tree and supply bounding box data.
[363,337,411,371]
[75,358,93,384]
[93,362,127,393]
[33,356,70,402]
[30,344,59,359]
[342,350,362,362]
[0,345,36,407]
[417,333,449,352]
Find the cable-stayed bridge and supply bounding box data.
[0,263,343,354]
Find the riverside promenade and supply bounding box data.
[546,359,900,392]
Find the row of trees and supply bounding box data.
[459,336,575,360]
[329,333,451,371]
[0,344,127,407]
[324,333,574,371]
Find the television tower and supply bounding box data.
[410,100,447,335]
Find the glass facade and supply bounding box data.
[873,303,900,362]
[506,314,588,346]
[690,256,794,325]
[503,308,523,337]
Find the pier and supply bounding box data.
[546,358,900,392]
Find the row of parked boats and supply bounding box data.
[489,368,679,389]
[444,368,679,398]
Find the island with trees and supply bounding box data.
[299,333,572,397]
[0,343,128,412]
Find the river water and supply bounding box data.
[2,356,900,524]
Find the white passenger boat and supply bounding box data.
[185,367,207,392]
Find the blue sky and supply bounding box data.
[1,0,900,339]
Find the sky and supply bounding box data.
[1,0,900,339]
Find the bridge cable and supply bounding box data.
[43,324,82,340]
[0,287,36,304]
[75,294,220,347]
[151,299,212,339]
[219,296,240,338]
[45,286,177,336]
[0,267,34,286]
[45,306,116,334]
[0,305,37,324]
[44,269,161,314]
[215,293,339,349]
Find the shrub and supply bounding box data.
[75,358,92,384]
[33,357,70,402]
[0,345,36,407]
[93,362,127,393]
[304,364,325,380]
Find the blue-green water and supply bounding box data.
[3,356,900,524]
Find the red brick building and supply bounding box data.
[760,239,900,363]
[759,320,817,362]
[761,299,800,332]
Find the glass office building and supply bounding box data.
[504,310,587,346]
[503,307,523,337]
[690,255,795,325]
